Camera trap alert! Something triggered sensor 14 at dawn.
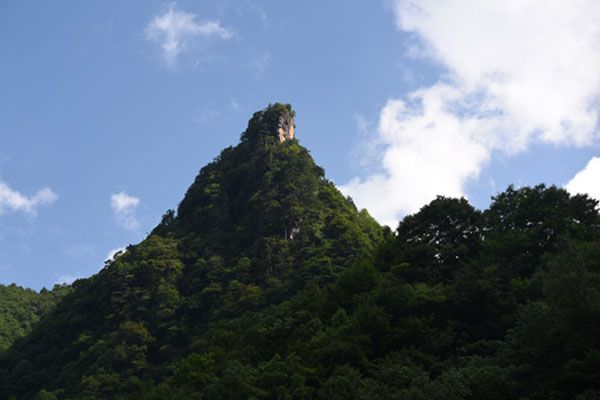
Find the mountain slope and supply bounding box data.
[0,104,384,399]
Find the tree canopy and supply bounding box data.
[0,284,70,352]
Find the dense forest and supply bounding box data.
[0,284,70,351]
[1,104,599,399]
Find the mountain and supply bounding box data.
[2,104,600,399]
[0,284,70,351]
[0,103,384,399]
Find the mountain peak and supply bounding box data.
[241,103,295,145]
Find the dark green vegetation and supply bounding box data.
[0,284,70,351]
[2,104,600,399]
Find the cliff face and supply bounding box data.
[277,110,295,142]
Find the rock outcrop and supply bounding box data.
[277,111,295,142]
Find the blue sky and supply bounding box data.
[1,1,599,290]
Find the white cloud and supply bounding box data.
[110,191,139,213]
[0,181,57,216]
[106,246,126,262]
[110,191,140,230]
[341,86,492,227]
[566,157,600,201]
[343,0,600,226]
[146,4,232,67]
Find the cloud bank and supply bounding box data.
[110,191,140,230]
[0,182,57,216]
[341,0,600,227]
[146,4,232,67]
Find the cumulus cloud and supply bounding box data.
[566,157,600,201]
[0,182,57,216]
[110,192,140,230]
[145,4,232,67]
[342,0,600,226]
[342,86,492,227]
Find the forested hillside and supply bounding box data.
[1,105,599,399]
[0,284,70,351]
